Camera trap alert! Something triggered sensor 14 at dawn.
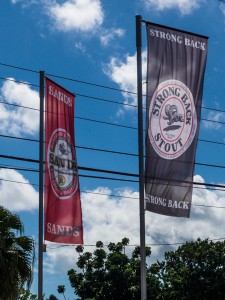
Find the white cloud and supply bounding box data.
[48,0,104,32]
[0,79,39,136]
[104,51,147,108]
[203,111,225,130]
[44,245,76,274]
[10,0,38,6]
[144,0,203,14]
[220,2,225,15]
[75,41,86,53]
[0,169,38,212]
[100,28,125,46]
[44,187,140,274]
[82,187,140,244]
[44,176,225,274]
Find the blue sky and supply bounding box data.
[1,0,225,299]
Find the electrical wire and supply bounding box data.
[0,62,135,95]
[2,134,225,164]
[2,140,225,174]
[1,154,225,192]
[0,177,225,210]
[0,76,137,108]
[1,68,225,114]
[0,100,137,130]
[0,76,39,88]
[0,134,139,157]
[1,99,225,142]
[45,237,225,249]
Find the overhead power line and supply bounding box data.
[1,64,225,114]
[1,154,225,191]
[0,100,137,130]
[1,99,225,135]
[2,134,225,160]
[45,237,225,249]
[2,138,225,173]
[0,177,225,210]
[0,77,137,109]
[0,76,39,88]
[0,62,135,95]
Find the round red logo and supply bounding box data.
[48,128,78,199]
[148,80,197,160]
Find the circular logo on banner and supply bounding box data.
[48,128,78,199]
[148,80,197,160]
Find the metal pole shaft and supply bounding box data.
[136,15,147,300]
[38,71,45,300]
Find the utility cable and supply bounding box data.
[0,62,135,95]
[1,99,225,133]
[2,134,225,161]
[1,66,225,114]
[0,100,137,130]
[3,145,225,174]
[0,77,136,108]
[45,237,225,249]
[1,178,225,210]
[1,155,225,191]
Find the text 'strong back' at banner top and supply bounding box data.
[145,23,208,217]
[44,78,83,243]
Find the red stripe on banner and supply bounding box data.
[44,78,83,244]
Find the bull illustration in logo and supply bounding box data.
[163,104,184,125]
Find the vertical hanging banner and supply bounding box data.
[44,78,83,243]
[145,23,208,217]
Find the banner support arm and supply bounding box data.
[136,15,147,300]
[38,70,45,300]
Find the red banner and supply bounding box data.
[44,78,83,244]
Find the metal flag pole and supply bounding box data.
[136,15,147,300]
[38,70,45,300]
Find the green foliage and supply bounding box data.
[57,285,66,300]
[47,294,59,300]
[151,238,225,300]
[68,238,161,300]
[67,238,225,300]
[0,205,35,300]
[17,287,37,300]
